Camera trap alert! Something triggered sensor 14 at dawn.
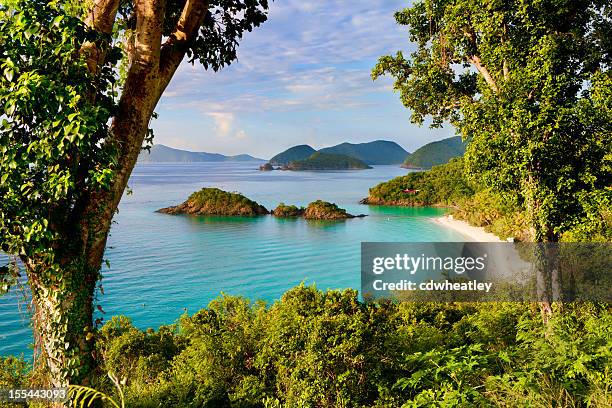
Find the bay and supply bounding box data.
[0,162,466,356]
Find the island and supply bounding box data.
[269,144,317,166]
[318,140,408,165]
[272,203,305,217]
[259,163,274,171]
[284,152,371,170]
[401,136,466,169]
[303,200,365,220]
[157,188,269,216]
[157,189,365,221]
[272,201,366,219]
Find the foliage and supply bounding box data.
[1,0,271,385]
[0,287,593,407]
[0,356,28,389]
[271,203,304,217]
[374,0,612,241]
[0,256,20,295]
[0,0,121,384]
[69,373,124,408]
[285,152,372,170]
[454,189,530,241]
[158,188,269,216]
[367,158,474,206]
[560,189,612,242]
[402,136,466,169]
[303,200,354,220]
[0,0,119,261]
[2,287,610,406]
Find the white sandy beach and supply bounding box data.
[434,215,502,242]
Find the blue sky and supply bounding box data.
[153,0,456,159]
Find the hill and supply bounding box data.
[269,145,316,165]
[138,144,263,163]
[319,140,409,164]
[401,136,466,169]
[285,152,371,170]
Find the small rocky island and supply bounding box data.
[272,203,305,217]
[159,189,365,220]
[304,200,363,219]
[273,200,365,220]
[157,188,269,216]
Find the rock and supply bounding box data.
[259,162,274,171]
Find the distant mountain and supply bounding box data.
[401,136,466,169]
[138,144,263,163]
[269,145,317,165]
[318,140,409,165]
[285,152,371,170]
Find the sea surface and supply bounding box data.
[0,162,467,356]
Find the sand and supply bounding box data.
[433,215,503,242]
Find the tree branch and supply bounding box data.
[131,0,166,71]
[82,0,121,74]
[158,0,210,93]
[468,55,499,93]
[79,0,168,269]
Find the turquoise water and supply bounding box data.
[0,162,466,356]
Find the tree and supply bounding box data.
[0,0,269,388]
[373,0,611,315]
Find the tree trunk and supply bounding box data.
[524,173,561,323]
[25,255,99,388]
[23,0,206,391]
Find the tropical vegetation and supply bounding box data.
[2,286,610,407]
[366,158,611,242]
[374,0,611,244]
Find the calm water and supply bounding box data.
[0,162,467,356]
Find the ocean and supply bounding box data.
[0,162,466,356]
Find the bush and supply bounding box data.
[84,286,611,407]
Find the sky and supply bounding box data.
[153,0,456,159]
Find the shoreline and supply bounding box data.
[433,215,502,242]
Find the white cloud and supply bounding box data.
[158,0,412,114]
[207,112,234,137]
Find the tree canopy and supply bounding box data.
[374,0,612,241]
